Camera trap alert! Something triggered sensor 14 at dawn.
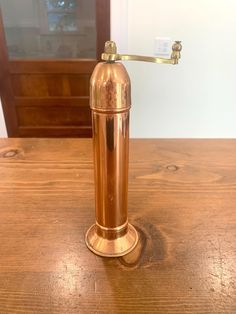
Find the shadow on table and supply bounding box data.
[99,219,167,312]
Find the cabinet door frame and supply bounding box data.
[0,7,18,136]
[0,0,110,137]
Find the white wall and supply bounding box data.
[0,100,7,137]
[111,0,236,138]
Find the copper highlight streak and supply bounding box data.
[93,110,129,229]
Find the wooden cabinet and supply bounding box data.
[0,0,110,137]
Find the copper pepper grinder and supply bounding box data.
[85,40,182,257]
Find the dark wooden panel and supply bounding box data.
[96,0,110,59]
[9,60,97,74]
[67,75,90,96]
[18,126,92,137]
[17,106,91,126]
[12,74,90,97]
[15,97,89,107]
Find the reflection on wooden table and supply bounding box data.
[0,138,235,313]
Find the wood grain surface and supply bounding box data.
[0,139,235,314]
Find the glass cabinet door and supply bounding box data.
[0,0,109,137]
[0,0,97,59]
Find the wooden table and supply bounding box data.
[0,139,235,314]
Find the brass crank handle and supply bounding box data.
[101,41,182,65]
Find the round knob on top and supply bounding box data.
[104,41,117,54]
[171,41,182,63]
[172,41,182,52]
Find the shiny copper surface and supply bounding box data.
[85,61,139,257]
[85,223,138,257]
[86,40,182,257]
[90,62,131,112]
[92,110,129,229]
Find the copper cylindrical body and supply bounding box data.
[92,110,129,230]
[90,62,131,237]
[85,62,138,256]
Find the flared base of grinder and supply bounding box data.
[85,223,138,257]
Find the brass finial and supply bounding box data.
[172,41,182,52]
[104,41,117,54]
[171,41,182,63]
